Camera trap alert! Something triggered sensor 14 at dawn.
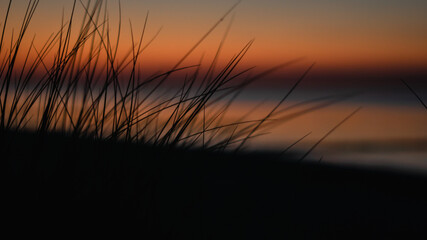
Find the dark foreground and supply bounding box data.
[2,131,427,239]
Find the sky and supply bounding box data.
[2,0,427,94]
[3,0,427,74]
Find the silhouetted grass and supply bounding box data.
[401,78,427,110]
[0,0,318,150]
[0,0,363,153]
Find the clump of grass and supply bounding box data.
[0,0,329,152]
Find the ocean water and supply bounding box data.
[4,84,426,172]
[231,88,427,172]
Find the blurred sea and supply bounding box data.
[233,88,427,172]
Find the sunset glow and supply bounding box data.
[2,0,427,82]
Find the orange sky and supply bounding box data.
[2,0,427,86]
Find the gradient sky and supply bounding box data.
[2,0,427,89]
